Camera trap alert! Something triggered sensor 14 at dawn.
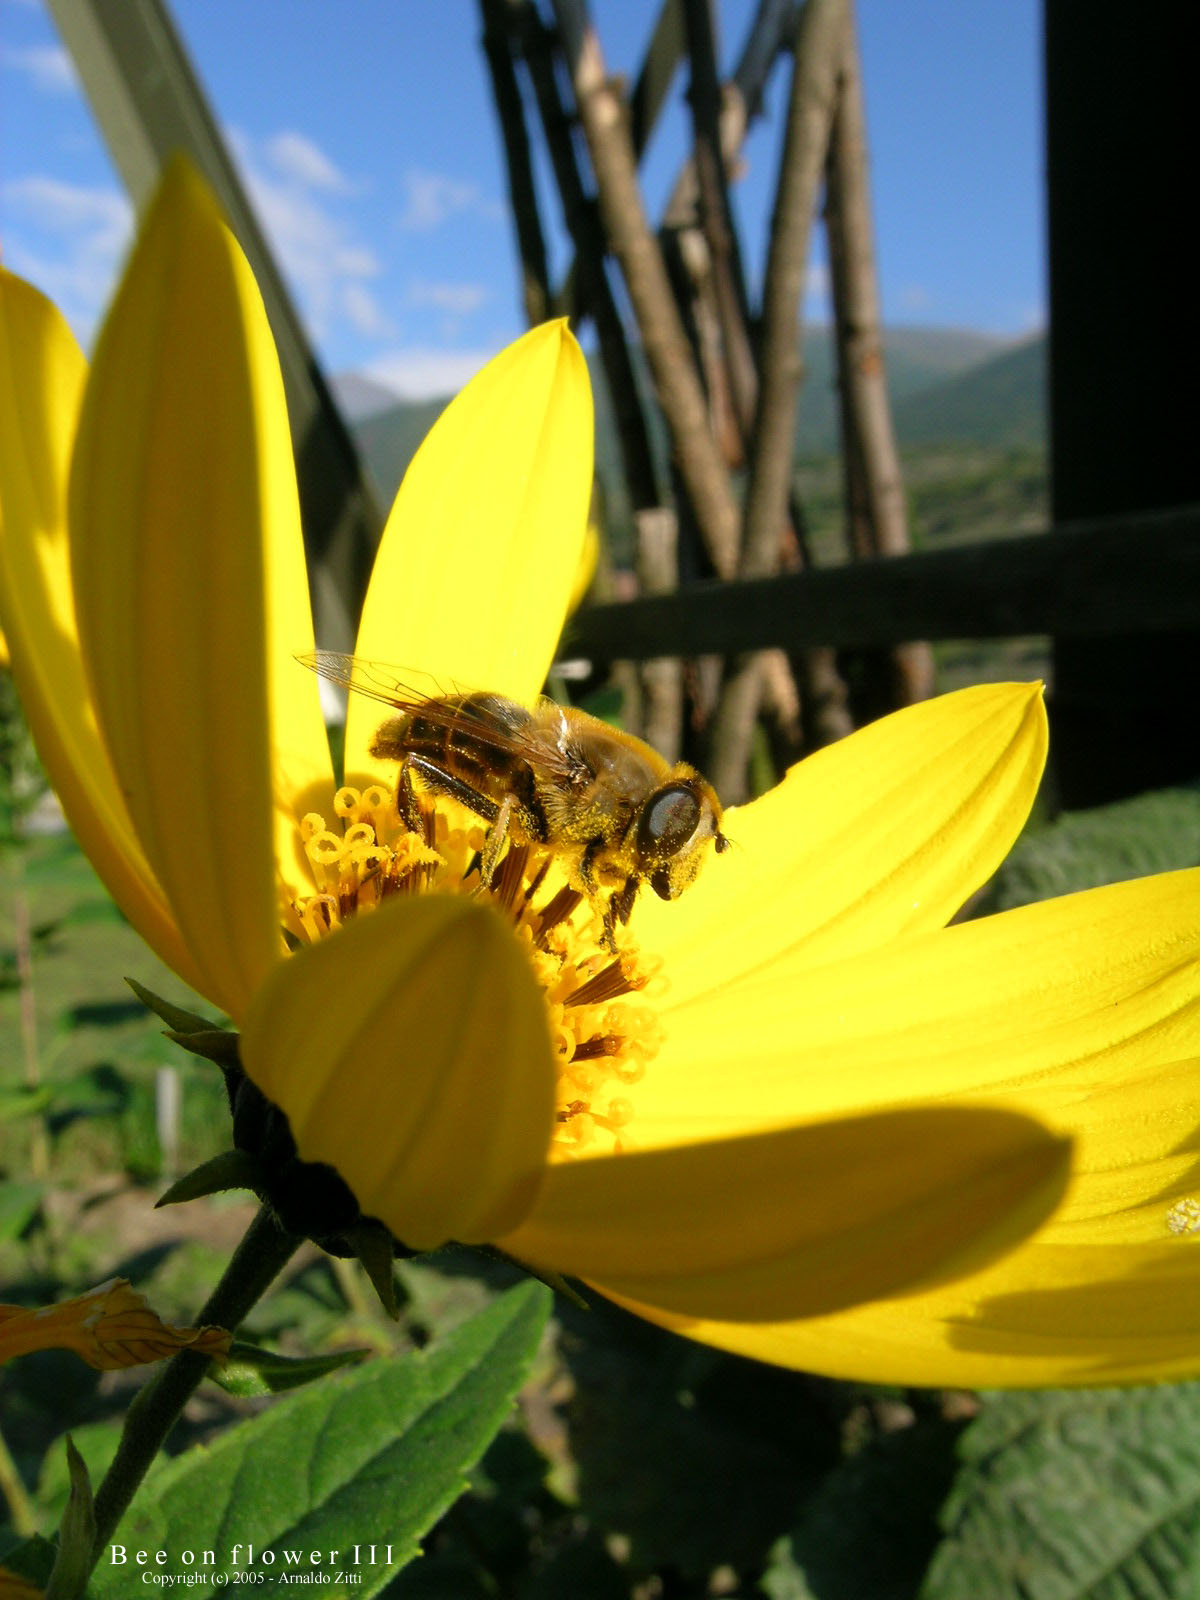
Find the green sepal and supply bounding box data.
[529,1268,589,1312]
[480,1245,590,1310]
[43,1438,95,1600]
[125,975,216,1033]
[345,1220,400,1319]
[163,1026,242,1067]
[211,1340,371,1398]
[156,1150,263,1207]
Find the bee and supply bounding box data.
[299,652,729,950]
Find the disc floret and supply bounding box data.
[287,784,664,1154]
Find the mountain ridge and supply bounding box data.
[346,326,1046,504]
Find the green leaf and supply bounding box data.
[211,1341,371,1398]
[558,1298,838,1579]
[920,1387,1200,1600]
[987,785,1200,911]
[762,1415,962,1600]
[91,1280,551,1598]
[0,1180,44,1240]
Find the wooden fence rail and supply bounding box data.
[562,505,1200,662]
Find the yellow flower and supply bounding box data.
[0,1279,229,1371]
[2,160,1193,1388]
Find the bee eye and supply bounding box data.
[638,784,702,860]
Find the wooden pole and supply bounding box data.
[479,0,551,327]
[551,0,743,580]
[825,2,934,712]
[708,0,846,799]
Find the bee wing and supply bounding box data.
[296,651,464,710]
[297,652,580,773]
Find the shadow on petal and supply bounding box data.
[502,1103,1071,1321]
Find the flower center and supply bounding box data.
[285,784,664,1154]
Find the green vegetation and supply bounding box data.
[896,335,1045,450]
[793,443,1047,563]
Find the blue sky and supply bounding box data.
[1,0,1044,399]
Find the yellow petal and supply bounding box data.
[636,682,1047,1006]
[240,897,556,1250]
[498,1105,1069,1319]
[632,867,1200,1143]
[0,1278,229,1371]
[567,515,600,615]
[0,266,208,999]
[346,322,593,784]
[68,159,332,1020]
[614,1053,1200,1386]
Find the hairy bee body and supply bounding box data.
[299,654,728,946]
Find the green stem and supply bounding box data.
[88,1206,301,1565]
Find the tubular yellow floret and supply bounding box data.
[285,790,664,1155]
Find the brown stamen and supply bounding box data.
[572,1034,622,1060]
[491,842,530,913]
[565,958,646,1008]
[536,886,584,948]
[521,855,552,909]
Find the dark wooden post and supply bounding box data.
[1045,1,1199,804]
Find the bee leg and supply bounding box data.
[578,839,603,895]
[601,877,639,954]
[399,756,503,829]
[479,794,516,887]
[396,759,427,839]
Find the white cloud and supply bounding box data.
[5,175,129,234]
[1,43,77,92]
[230,128,393,344]
[365,344,507,400]
[899,283,933,313]
[405,280,489,316]
[343,281,391,338]
[265,130,352,193]
[1,176,131,341]
[397,168,504,232]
